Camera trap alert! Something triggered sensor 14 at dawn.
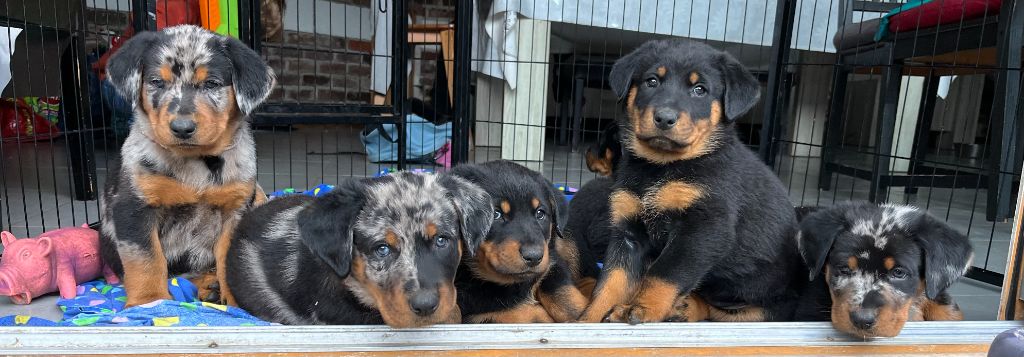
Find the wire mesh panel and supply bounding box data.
[1,0,125,239]
[457,0,1021,321]
[1,0,1021,323]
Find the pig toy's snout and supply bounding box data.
[0,269,31,304]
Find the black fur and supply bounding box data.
[448,160,585,323]
[582,38,802,323]
[295,179,367,278]
[563,176,614,272]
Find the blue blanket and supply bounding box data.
[1,277,271,327]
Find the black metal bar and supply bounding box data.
[825,163,987,189]
[62,29,97,201]
[570,76,585,153]
[840,18,998,67]
[260,103,393,115]
[452,0,473,165]
[905,74,940,194]
[851,1,901,13]
[869,63,903,203]
[131,0,156,32]
[241,0,259,51]
[987,0,1023,221]
[391,0,407,170]
[250,114,401,126]
[758,0,797,164]
[819,65,849,191]
[965,267,1004,287]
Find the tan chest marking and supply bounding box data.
[646,181,704,213]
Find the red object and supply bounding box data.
[93,0,202,80]
[0,225,120,304]
[888,0,1002,33]
[0,99,61,142]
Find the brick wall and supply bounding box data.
[262,32,374,103]
[83,0,456,106]
[265,0,455,105]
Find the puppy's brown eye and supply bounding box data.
[645,77,659,88]
[691,85,707,97]
[149,79,166,89]
[836,266,853,276]
[435,235,450,249]
[374,244,392,258]
[890,267,909,280]
[535,208,546,220]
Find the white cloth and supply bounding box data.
[0,27,23,94]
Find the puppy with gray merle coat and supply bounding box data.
[226,172,493,327]
[794,201,972,338]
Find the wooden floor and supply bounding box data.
[2,321,1021,356]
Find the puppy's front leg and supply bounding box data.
[536,254,589,322]
[606,208,734,325]
[112,197,171,307]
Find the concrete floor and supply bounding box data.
[0,127,1008,321]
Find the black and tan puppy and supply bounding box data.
[578,38,804,324]
[100,25,274,307]
[585,124,622,176]
[563,176,613,279]
[227,172,493,327]
[448,160,589,323]
[795,202,972,338]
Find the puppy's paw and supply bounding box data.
[605,303,672,325]
[664,294,710,322]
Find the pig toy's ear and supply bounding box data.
[37,237,53,256]
[1,232,16,248]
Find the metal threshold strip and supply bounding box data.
[2,321,1022,355]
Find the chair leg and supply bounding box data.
[819,65,849,191]
[905,74,940,195]
[986,0,1023,221]
[62,34,97,201]
[570,76,584,153]
[870,63,903,203]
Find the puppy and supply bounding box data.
[100,25,274,307]
[795,202,973,338]
[578,38,804,324]
[585,124,622,176]
[563,176,614,274]
[226,172,493,327]
[448,160,589,323]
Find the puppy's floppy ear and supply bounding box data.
[222,36,276,115]
[534,175,568,238]
[438,174,493,257]
[297,178,366,278]
[798,207,847,281]
[609,49,641,101]
[906,210,974,299]
[106,31,162,110]
[717,51,761,121]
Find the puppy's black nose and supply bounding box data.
[410,291,439,316]
[170,118,197,139]
[653,108,678,130]
[520,245,544,267]
[850,309,877,330]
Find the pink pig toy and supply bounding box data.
[0,224,119,304]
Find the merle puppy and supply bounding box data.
[795,202,973,338]
[226,172,492,327]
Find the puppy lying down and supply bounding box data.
[226,172,492,327]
